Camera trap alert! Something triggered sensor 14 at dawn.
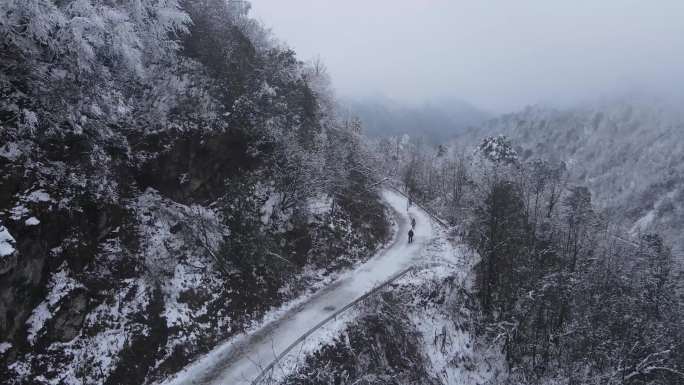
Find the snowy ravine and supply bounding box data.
[161,190,440,385]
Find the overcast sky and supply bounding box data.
[250,0,684,112]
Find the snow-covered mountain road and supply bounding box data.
[161,189,435,385]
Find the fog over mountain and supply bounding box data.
[344,96,490,143]
[252,0,684,112]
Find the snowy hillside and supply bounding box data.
[371,119,684,384]
[0,1,389,384]
[459,99,684,255]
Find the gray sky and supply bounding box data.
[250,0,684,112]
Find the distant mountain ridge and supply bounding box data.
[345,96,490,144]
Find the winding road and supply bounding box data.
[161,189,435,385]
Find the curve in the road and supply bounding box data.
[161,189,435,385]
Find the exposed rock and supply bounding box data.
[50,290,88,342]
[136,129,260,204]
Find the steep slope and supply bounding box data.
[0,1,389,384]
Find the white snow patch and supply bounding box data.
[307,195,332,216]
[0,142,21,160]
[0,225,16,257]
[261,192,279,224]
[381,218,504,384]
[10,204,30,220]
[411,305,504,384]
[24,277,155,385]
[73,279,151,383]
[135,189,226,278]
[8,360,30,378]
[86,328,128,378]
[259,81,277,98]
[25,216,40,226]
[630,210,655,235]
[0,341,11,354]
[26,302,50,344]
[26,266,84,344]
[21,109,38,133]
[133,189,241,367]
[26,189,54,203]
[163,264,206,328]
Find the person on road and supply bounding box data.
[411,217,416,229]
[408,229,414,244]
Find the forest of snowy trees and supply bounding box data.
[374,133,684,384]
[464,102,684,257]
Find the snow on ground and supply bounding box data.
[25,264,84,344]
[267,195,504,385]
[0,142,22,160]
[306,196,333,217]
[261,192,279,224]
[79,278,152,379]
[0,341,12,354]
[160,189,431,385]
[5,189,55,229]
[262,192,505,385]
[25,302,50,345]
[630,209,655,235]
[25,216,40,226]
[629,188,679,236]
[416,309,505,385]
[25,189,54,203]
[9,204,29,221]
[0,224,16,257]
[26,278,153,385]
[399,225,505,384]
[133,189,231,366]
